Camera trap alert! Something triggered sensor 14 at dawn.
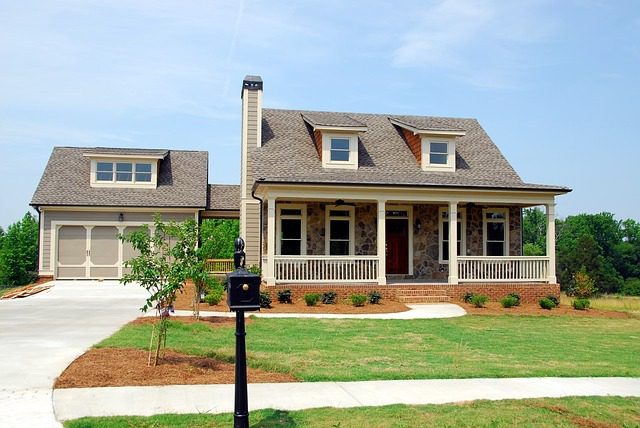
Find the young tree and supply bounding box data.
[0,213,39,286]
[120,216,210,365]
[199,219,239,259]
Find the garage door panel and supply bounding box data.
[57,267,87,278]
[90,226,119,265]
[90,267,119,278]
[58,226,87,265]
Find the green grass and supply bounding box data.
[561,293,640,315]
[64,396,640,427]
[97,315,640,381]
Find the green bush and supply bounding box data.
[463,292,475,303]
[470,294,488,308]
[304,293,320,306]
[571,268,597,298]
[203,280,224,305]
[259,291,272,309]
[368,291,382,304]
[277,289,292,304]
[204,291,222,306]
[621,278,640,296]
[350,294,367,307]
[539,297,555,310]
[546,295,560,307]
[322,291,337,304]
[247,265,262,276]
[506,292,521,306]
[573,298,591,310]
[500,295,519,308]
[0,213,39,286]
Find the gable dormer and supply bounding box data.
[302,112,367,170]
[82,148,168,189]
[390,117,466,172]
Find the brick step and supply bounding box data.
[396,289,448,296]
[398,295,451,303]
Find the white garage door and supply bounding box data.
[56,225,135,279]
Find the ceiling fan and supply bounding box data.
[333,199,356,207]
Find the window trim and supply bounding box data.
[90,159,158,188]
[276,204,307,255]
[483,208,510,256]
[438,207,466,264]
[322,133,358,170]
[421,138,456,172]
[325,205,355,256]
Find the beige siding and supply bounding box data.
[244,203,261,266]
[40,209,196,272]
[244,89,259,197]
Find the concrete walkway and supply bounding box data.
[172,303,467,319]
[54,377,640,420]
[0,281,148,428]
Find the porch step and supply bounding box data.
[396,289,451,303]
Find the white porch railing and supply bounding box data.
[273,256,379,283]
[458,256,550,282]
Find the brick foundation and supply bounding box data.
[34,275,54,285]
[264,283,559,304]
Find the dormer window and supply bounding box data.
[92,160,156,187]
[422,138,455,171]
[301,112,366,170]
[330,138,350,161]
[322,134,358,169]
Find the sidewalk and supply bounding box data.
[53,377,640,421]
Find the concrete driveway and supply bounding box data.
[0,280,148,428]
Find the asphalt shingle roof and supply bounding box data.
[207,184,240,210]
[301,112,367,128]
[254,109,569,192]
[31,147,208,207]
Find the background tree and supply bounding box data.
[120,216,209,365]
[0,212,39,286]
[199,219,239,259]
[522,207,547,256]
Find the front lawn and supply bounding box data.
[561,293,640,315]
[96,315,640,381]
[64,396,640,427]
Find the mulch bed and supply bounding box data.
[462,302,637,318]
[178,299,411,314]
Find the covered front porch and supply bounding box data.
[256,184,558,287]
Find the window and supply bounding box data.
[322,134,358,169]
[421,138,455,171]
[483,208,509,256]
[91,160,156,187]
[325,207,354,255]
[439,207,466,263]
[277,205,306,255]
[96,162,113,181]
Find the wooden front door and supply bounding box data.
[386,219,409,274]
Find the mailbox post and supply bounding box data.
[227,237,261,428]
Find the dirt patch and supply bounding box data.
[55,347,296,389]
[180,299,410,314]
[463,302,636,318]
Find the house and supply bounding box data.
[239,76,570,302]
[31,75,570,303]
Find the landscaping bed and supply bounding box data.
[462,302,637,318]
[176,298,410,314]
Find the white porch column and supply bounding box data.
[448,201,459,284]
[546,202,557,284]
[265,198,276,286]
[377,199,387,285]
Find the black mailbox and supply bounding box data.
[226,237,261,312]
[227,268,261,311]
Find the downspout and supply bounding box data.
[251,179,265,269]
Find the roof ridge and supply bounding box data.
[263,107,476,122]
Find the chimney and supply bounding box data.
[239,75,263,267]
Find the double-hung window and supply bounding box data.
[483,208,509,256]
[325,207,354,255]
[277,205,306,255]
[421,138,455,171]
[93,160,154,186]
[96,162,114,182]
[439,207,466,263]
[330,138,350,162]
[321,134,358,169]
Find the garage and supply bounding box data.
[56,224,141,279]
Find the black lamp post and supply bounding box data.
[226,237,261,428]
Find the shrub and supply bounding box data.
[304,293,320,306]
[350,294,367,307]
[573,298,591,310]
[203,281,224,305]
[322,291,337,304]
[539,297,555,310]
[463,292,475,303]
[572,268,596,298]
[247,265,261,276]
[259,291,272,309]
[621,278,640,296]
[545,295,560,307]
[469,294,488,308]
[277,289,292,304]
[368,291,382,304]
[506,292,521,306]
[500,295,519,308]
[204,291,222,306]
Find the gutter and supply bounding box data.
[250,178,265,268]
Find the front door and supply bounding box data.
[386,219,409,274]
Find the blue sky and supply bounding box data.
[1,0,638,228]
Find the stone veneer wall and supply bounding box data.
[413,204,445,280]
